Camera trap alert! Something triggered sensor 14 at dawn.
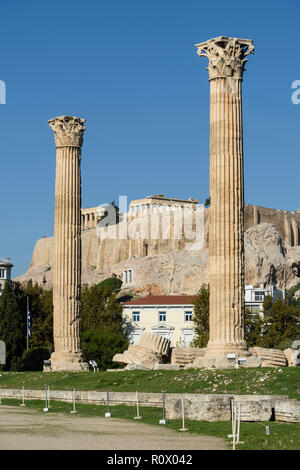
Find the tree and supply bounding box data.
[191,284,210,348]
[80,279,124,333]
[244,307,264,347]
[259,295,300,349]
[81,328,128,370]
[20,347,50,371]
[21,280,53,350]
[80,278,127,369]
[204,197,210,208]
[0,282,26,370]
[286,283,300,308]
[98,200,120,226]
[97,277,122,297]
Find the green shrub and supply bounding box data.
[97,277,122,295]
[20,347,50,371]
[0,282,26,370]
[191,284,210,348]
[81,328,128,370]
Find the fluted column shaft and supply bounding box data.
[208,77,245,349]
[196,36,254,355]
[53,145,81,353]
[48,115,88,371]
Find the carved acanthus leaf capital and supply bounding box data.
[48,116,86,148]
[195,36,254,80]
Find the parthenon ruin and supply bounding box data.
[128,195,200,218]
[80,201,300,249]
[81,195,200,230]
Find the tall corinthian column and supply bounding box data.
[195,37,256,366]
[48,115,88,371]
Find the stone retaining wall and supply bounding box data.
[1,389,299,422]
[0,388,180,407]
[166,394,300,422]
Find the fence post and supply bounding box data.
[20,385,26,407]
[48,386,51,408]
[159,391,167,425]
[179,396,188,431]
[43,385,48,412]
[70,388,77,414]
[134,391,142,420]
[105,390,111,418]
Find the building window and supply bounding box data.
[0,270,6,279]
[123,268,134,284]
[159,311,166,322]
[185,311,193,322]
[254,291,265,301]
[247,304,261,314]
[133,312,140,322]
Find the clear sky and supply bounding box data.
[0,0,299,277]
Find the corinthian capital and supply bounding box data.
[48,115,86,148]
[195,36,254,80]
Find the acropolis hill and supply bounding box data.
[15,196,300,295]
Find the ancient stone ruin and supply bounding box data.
[46,116,89,372]
[191,36,259,368]
[31,41,300,373]
[113,333,171,370]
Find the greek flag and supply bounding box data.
[27,307,31,338]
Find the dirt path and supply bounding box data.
[0,406,227,450]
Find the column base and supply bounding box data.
[44,352,89,372]
[205,341,251,357]
[191,354,261,370]
[186,345,262,370]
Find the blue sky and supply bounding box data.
[0,0,299,277]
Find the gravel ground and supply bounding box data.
[0,405,227,450]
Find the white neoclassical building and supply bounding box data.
[245,284,285,316]
[122,286,286,348]
[122,295,196,348]
[0,258,13,296]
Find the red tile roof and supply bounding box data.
[122,295,195,306]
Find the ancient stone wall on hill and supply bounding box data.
[245,205,300,247]
[15,205,300,294]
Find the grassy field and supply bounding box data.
[1,397,300,450]
[0,367,300,399]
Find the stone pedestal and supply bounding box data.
[47,116,88,372]
[195,36,255,368]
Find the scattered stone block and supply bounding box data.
[284,348,300,366]
[171,347,205,368]
[249,347,287,367]
[153,363,180,370]
[125,363,149,371]
[187,353,261,369]
[113,333,171,370]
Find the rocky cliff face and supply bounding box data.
[245,223,300,289]
[15,218,300,294]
